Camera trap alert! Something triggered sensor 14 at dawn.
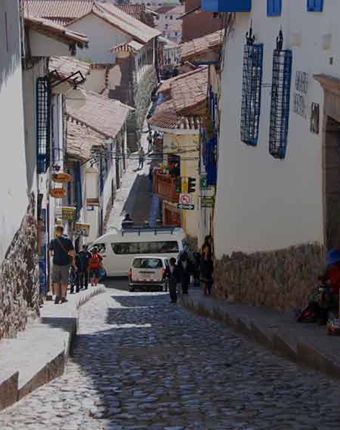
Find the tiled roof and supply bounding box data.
[118,4,155,27]
[155,5,177,14]
[49,56,91,79]
[168,5,185,15]
[148,100,201,130]
[158,66,204,94]
[23,1,161,43]
[24,16,88,48]
[171,66,208,115]
[111,40,144,53]
[66,90,134,139]
[181,29,224,62]
[66,117,105,161]
[149,67,208,130]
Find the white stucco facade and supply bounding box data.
[67,13,131,64]
[214,0,340,258]
[0,1,28,263]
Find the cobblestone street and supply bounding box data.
[1,288,340,430]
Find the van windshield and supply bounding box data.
[133,258,163,269]
[112,241,179,255]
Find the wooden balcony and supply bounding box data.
[153,172,179,203]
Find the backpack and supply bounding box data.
[90,254,101,269]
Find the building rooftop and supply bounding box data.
[66,118,105,162]
[155,5,177,14]
[181,29,224,62]
[49,56,91,80]
[158,66,205,94]
[23,1,161,44]
[111,40,144,54]
[66,90,134,139]
[24,16,88,48]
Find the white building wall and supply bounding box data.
[67,14,131,64]
[214,0,340,258]
[0,0,28,263]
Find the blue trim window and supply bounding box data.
[307,0,323,12]
[269,32,293,160]
[267,0,282,16]
[203,136,217,186]
[241,28,263,147]
[74,162,82,218]
[36,77,51,174]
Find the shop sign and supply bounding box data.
[179,193,192,205]
[86,198,100,207]
[74,222,90,237]
[200,174,207,190]
[201,197,215,208]
[50,188,66,198]
[177,203,195,211]
[51,173,71,184]
[61,206,76,221]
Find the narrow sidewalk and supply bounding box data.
[181,289,340,380]
[0,286,105,412]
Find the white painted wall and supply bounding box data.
[28,30,73,57]
[0,1,29,263]
[214,0,340,258]
[68,13,131,64]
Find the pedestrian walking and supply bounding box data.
[167,257,180,304]
[76,245,91,290]
[202,235,213,260]
[147,133,153,153]
[193,250,202,285]
[138,147,145,169]
[89,248,103,286]
[49,225,76,304]
[178,252,193,295]
[200,254,214,296]
[122,213,134,229]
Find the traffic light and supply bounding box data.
[175,177,182,193]
[188,177,196,193]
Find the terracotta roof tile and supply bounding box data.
[111,40,144,53]
[181,29,224,62]
[66,118,105,161]
[158,66,203,94]
[148,100,201,130]
[66,90,133,139]
[49,56,91,79]
[23,1,93,20]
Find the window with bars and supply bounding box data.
[74,162,82,218]
[307,0,323,12]
[240,42,264,147]
[269,45,293,160]
[267,0,282,16]
[36,77,51,174]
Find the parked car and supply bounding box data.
[128,256,169,292]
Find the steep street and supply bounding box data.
[1,286,340,430]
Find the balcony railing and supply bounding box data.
[153,172,179,203]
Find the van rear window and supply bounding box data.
[112,241,179,255]
[133,258,163,269]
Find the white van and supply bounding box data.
[90,227,185,277]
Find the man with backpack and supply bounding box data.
[49,225,75,304]
[89,248,103,286]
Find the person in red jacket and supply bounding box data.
[89,248,103,286]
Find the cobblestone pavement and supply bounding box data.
[1,289,340,430]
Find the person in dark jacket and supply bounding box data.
[178,252,193,295]
[166,258,180,304]
[122,213,134,229]
[200,255,214,296]
[75,245,91,291]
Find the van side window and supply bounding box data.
[111,241,179,255]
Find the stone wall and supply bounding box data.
[213,243,325,312]
[0,195,39,340]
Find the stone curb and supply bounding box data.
[181,294,340,381]
[0,286,106,412]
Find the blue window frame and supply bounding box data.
[267,0,282,16]
[241,42,264,147]
[36,77,51,174]
[269,44,293,160]
[307,0,323,12]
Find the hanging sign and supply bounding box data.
[51,173,71,184]
[201,197,215,208]
[200,174,207,190]
[86,198,100,207]
[61,206,76,221]
[50,188,66,198]
[177,203,195,211]
[74,222,90,237]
